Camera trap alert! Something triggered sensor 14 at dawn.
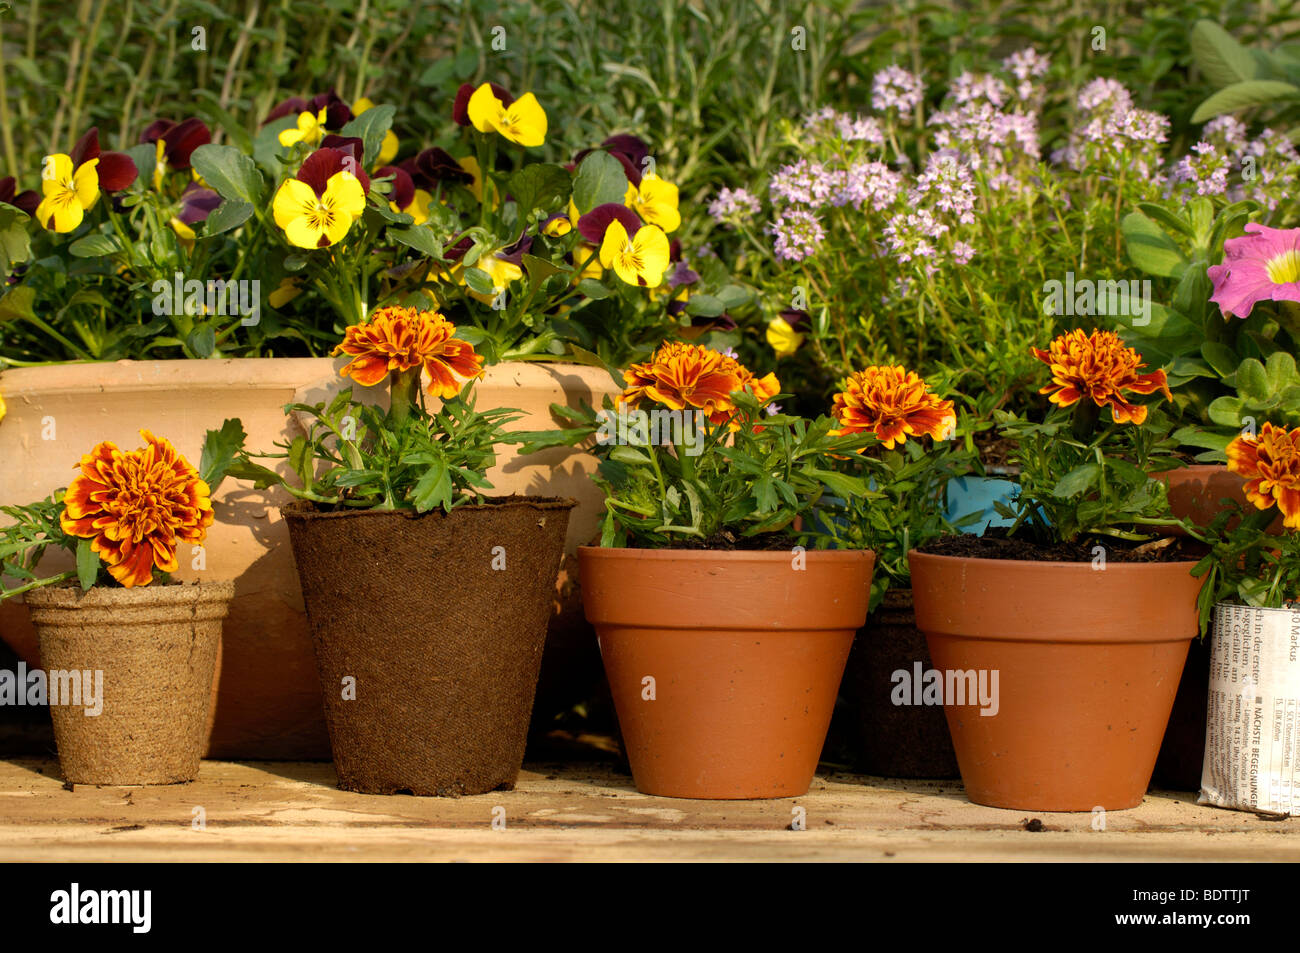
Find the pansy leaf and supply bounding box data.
[202,199,253,237]
[191,144,265,205]
[339,104,396,170]
[0,204,32,278]
[68,234,121,258]
[390,225,444,259]
[507,163,571,218]
[577,278,611,299]
[463,267,496,296]
[572,150,628,214]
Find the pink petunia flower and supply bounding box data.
[1207,224,1300,319]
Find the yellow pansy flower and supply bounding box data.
[35,153,99,233]
[766,316,805,357]
[625,176,680,233]
[278,108,328,149]
[466,84,547,147]
[272,170,366,249]
[599,220,670,288]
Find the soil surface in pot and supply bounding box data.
[919,529,1198,563]
[627,530,802,551]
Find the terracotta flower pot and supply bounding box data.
[844,589,959,779]
[24,581,233,785]
[284,498,574,796]
[909,552,1203,811]
[0,359,618,758]
[580,546,874,799]
[1161,463,1282,535]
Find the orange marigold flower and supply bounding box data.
[334,306,484,398]
[713,355,780,429]
[1031,329,1171,425]
[1226,422,1300,529]
[60,431,214,588]
[619,342,742,416]
[830,365,956,450]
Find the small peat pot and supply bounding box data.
[283,497,574,796]
[24,581,233,785]
[579,546,874,799]
[845,589,959,779]
[909,552,1203,812]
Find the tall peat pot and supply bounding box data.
[909,552,1204,811]
[579,546,874,799]
[284,497,574,796]
[846,589,959,779]
[25,581,233,785]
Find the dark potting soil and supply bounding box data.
[974,430,1017,471]
[629,530,803,552]
[919,528,1197,563]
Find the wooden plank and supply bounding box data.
[0,759,1295,862]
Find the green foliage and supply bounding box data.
[1189,19,1300,130]
[514,392,878,548]
[830,428,978,608]
[1192,503,1299,632]
[1120,194,1300,456]
[0,493,81,600]
[995,404,1187,544]
[225,384,519,512]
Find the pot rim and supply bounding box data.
[0,357,620,392]
[282,496,578,520]
[22,578,235,608]
[908,550,1201,572]
[578,544,872,562]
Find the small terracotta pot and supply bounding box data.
[284,498,574,796]
[909,552,1203,811]
[24,581,233,785]
[845,589,959,779]
[579,546,874,799]
[1161,463,1282,535]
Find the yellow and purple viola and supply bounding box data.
[272,147,369,249]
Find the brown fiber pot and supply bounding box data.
[284,497,574,796]
[909,552,1203,811]
[0,359,618,757]
[579,546,874,799]
[24,581,233,785]
[845,589,959,779]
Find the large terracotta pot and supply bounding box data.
[909,552,1204,811]
[580,546,874,799]
[0,359,619,757]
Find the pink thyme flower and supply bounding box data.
[872,66,924,113]
[1207,224,1300,319]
